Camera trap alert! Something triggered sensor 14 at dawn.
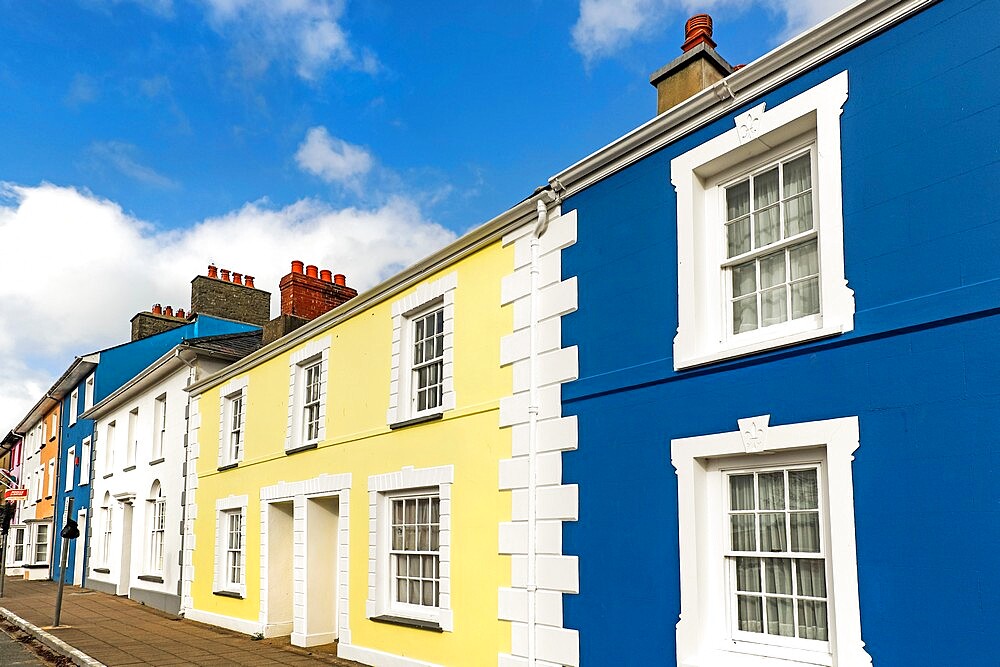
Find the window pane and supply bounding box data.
[422,580,435,606]
[431,525,440,550]
[754,205,780,247]
[727,218,751,258]
[418,526,429,551]
[405,527,416,550]
[754,168,779,208]
[392,526,403,550]
[727,180,750,220]
[798,599,829,641]
[764,558,792,594]
[417,498,429,523]
[408,555,420,577]
[789,469,819,509]
[735,557,760,592]
[409,580,421,605]
[430,498,440,523]
[796,559,827,597]
[732,262,756,298]
[789,241,819,280]
[733,297,758,334]
[759,252,786,289]
[759,513,786,552]
[790,512,821,552]
[729,475,755,510]
[422,554,435,578]
[737,595,763,633]
[791,278,820,319]
[761,286,788,327]
[405,499,416,523]
[783,154,812,196]
[758,472,785,510]
[393,500,403,524]
[767,597,795,637]
[397,577,408,604]
[731,515,756,551]
[784,193,814,236]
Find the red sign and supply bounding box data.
[3,488,28,501]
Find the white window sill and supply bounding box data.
[675,323,849,370]
[682,644,833,667]
[285,440,319,455]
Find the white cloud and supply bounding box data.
[65,73,99,108]
[86,141,180,189]
[0,182,455,431]
[199,0,377,79]
[295,126,373,188]
[571,0,856,62]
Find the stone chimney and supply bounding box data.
[649,14,733,115]
[262,261,359,344]
[189,264,271,327]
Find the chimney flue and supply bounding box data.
[232,272,243,285]
[306,264,319,278]
[334,274,346,286]
[649,13,732,115]
[164,305,174,317]
[176,308,186,319]
[152,303,163,315]
[245,275,255,288]
[207,264,218,279]
[220,268,231,282]
[320,269,332,282]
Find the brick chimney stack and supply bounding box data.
[649,14,733,115]
[262,260,359,344]
[189,264,271,326]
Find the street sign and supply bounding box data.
[3,489,28,501]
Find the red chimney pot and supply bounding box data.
[232,272,243,285]
[681,13,716,52]
[334,274,346,286]
[320,269,332,282]
[291,260,305,275]
[152,303,163,315]
[176,308,186,318]
[245,275,255,288]
[306,264,319,278]
[220,269,231,282]
[164,305,174,317]
[207,264,218,279]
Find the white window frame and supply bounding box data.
[11,527,26,564]
[671,71,854,370]
[105,421,116,471]
[671,415,871,667]
[285,337,330,453]
[69,389,79,426]
[126,407,138,468]
[213,495,248,597]
[387,273,457,425]
[367,465,454,631]
[80,436,91,486]
[101,494,113,566]
[65,446,75,492]
[46,460,55,498]
[218,377,248,467]
[148,482,165,575]
[34,523,49,564]
[152,393,167,461]
[84,373,95,411]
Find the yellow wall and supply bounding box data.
[191,239,512,665]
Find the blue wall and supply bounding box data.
[560,0,1000,664]
[52,315,258,583]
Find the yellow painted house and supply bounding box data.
[180,193,574,666]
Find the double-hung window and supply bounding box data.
[387,273,457,426]
[214,495,247,597]
[152,394,167,460]
[671,415,871,667]
[218,377,248,467]
[149,484,165,574]
[69,390,79,425]
[671,71,854,369]
[390,493,441,609]
[12,527,25,563]
[286,338,329,453]
[126,408,138,468]
[102,494,113,566]
[727,466,829,645]
[65,446,76,491]
[34,524,49,563]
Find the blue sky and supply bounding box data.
[0,0,853,429]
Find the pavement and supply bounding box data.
[0,578,366,666]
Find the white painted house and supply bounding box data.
[83,332,261,613]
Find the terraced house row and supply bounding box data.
[3,0,997,665]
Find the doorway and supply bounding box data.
[264,501,294,637]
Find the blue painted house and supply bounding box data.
[51,267,270,586]
[505,0,998,665]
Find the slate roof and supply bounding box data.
[179,330,264,361]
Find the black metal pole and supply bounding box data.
[0,530,7,598]
[53,497,74,627]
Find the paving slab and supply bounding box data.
[0,579,365,666]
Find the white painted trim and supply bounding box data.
[550,0,937,198]
[286,337,331,452]
[366,465,454,631]
[184,607,263,636]
[213,495,248,598]
[671,415,871,667]
[672,70,854,369]
[258,473,352,649]
[338,642,446,667]
[387,273,458,425]
[180,396,199,614]
[499,206,581,667]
